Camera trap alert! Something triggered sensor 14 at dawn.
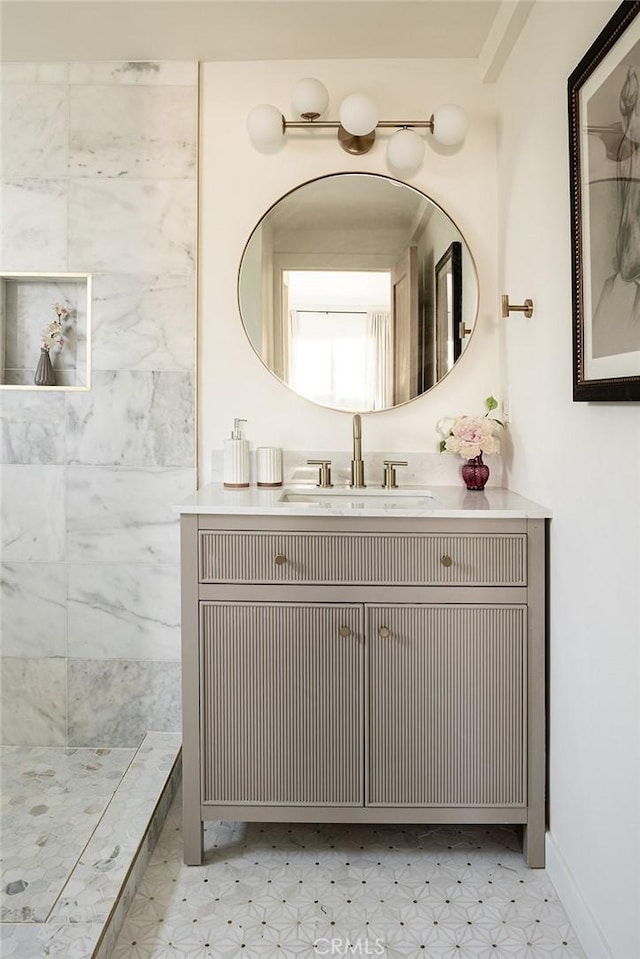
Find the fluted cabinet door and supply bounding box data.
[367,605,527,807]
[200,602,363,806]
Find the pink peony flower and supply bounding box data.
[444,416,501,458]
[438,397,504,460]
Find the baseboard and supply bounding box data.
[545,831,614,959]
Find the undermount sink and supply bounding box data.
[278,487,435,509]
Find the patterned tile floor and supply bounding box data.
[0,744,136,922]
[113,797,586,959]
[0,734,181,959]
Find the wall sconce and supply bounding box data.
[247,77,469,172]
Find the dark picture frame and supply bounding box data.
[435,241,462,382]
[569,0,640,400]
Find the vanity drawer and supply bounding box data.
[198,531,527,586]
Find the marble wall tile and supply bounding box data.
[1,84,68,178]
[69,61,197,86]
[65,371,194,467]
[0,62,198,752]
[0,657,66,745]
[69,86,197,178]
[0,465,65,562]
[0,180,68,272]
[67,563,180,661]
[0,391,65,463]
[67,179,195,275]
[0,563,66,657]
[66,466,194,564]
[67,659,181,747]
[91,273,195,371]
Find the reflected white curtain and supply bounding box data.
[286,308,299,384]
[365,310,391,410]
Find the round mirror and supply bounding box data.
[238,173,478,413]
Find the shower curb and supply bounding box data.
[0,732,181,959]
[92,735,182,959]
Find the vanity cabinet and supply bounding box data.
[366,604,526,808]
[180,511,546,867]
[199,601,363,807]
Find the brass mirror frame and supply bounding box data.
[237,172,478,413]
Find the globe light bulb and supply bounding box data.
[386,128,425,173]
[339,93,379,136]
[246,104,284,150]
[431,104,469,147]
[291,77,329,120]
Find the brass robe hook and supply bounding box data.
[501,294,534,318]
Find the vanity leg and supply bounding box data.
[183,807,203,866]
[523,816,545,868]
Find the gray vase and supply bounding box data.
[34,348,56,386]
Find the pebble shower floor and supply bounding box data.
[112,794,585,959]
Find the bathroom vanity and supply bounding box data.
[178,485,550,867]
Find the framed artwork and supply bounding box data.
[435,241,462,382]
[569,0,640,400]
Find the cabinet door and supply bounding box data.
[200,602,363,806]
[367,605,526,807]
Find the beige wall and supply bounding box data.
[497,4,640,957]
[198,58,499,481]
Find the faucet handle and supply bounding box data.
[307,459,333,488]
[382,459,408,489]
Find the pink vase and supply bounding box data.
[461,453,489,491]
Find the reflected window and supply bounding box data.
[291,313,368,409]
[286,270,391,409]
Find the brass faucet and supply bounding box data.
[350,413,366,488]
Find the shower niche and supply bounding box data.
[0,272,91,389]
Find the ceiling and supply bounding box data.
[0,1,514,64]
[268,174,432,234]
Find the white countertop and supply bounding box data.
[176,483,551,519]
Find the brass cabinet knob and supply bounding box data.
[274,553,287,566]
[339,625,352,637]
[378,625,391,638]
[440,555,453,567]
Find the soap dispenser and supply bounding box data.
[223,418,249,488]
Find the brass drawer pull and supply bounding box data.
[339,625,352,637]
[440,555,453,567]
[274,553,287,566]
[378,626,391,638]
